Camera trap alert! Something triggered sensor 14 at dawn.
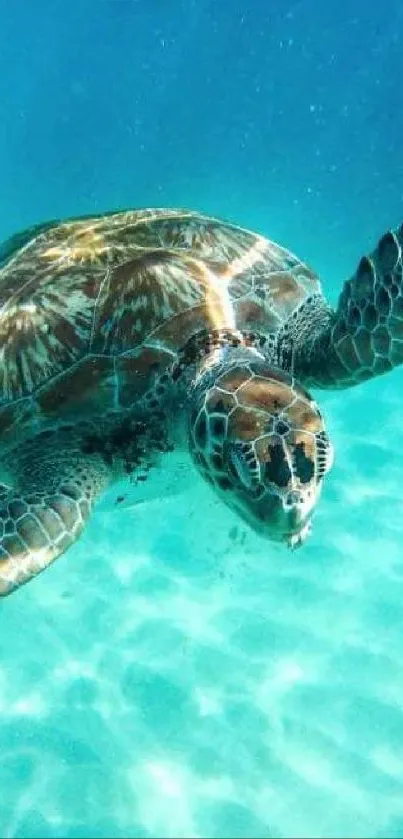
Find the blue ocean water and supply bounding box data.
[1,0,403,836]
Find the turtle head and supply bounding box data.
[188,356,333,548]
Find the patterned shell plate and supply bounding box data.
[0,208,322,441]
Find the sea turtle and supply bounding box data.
[0,206,401,596]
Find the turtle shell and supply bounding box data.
[0,207,322,446]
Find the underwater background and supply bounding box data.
[1,0,403,836]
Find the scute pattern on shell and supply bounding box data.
[0,265,103,401]
[0,208,322,427]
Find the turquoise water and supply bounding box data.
[1,1,403,837]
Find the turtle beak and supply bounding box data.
[281,490,314,549]
[286,519,313,550]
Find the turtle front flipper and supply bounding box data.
[0,438,109,596]
[299,225,403,389]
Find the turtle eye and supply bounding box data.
[315,431,334,478]
[227,443,259,489]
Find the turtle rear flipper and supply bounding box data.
[300,225,403,388]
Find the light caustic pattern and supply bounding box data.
[1,373,403,838]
